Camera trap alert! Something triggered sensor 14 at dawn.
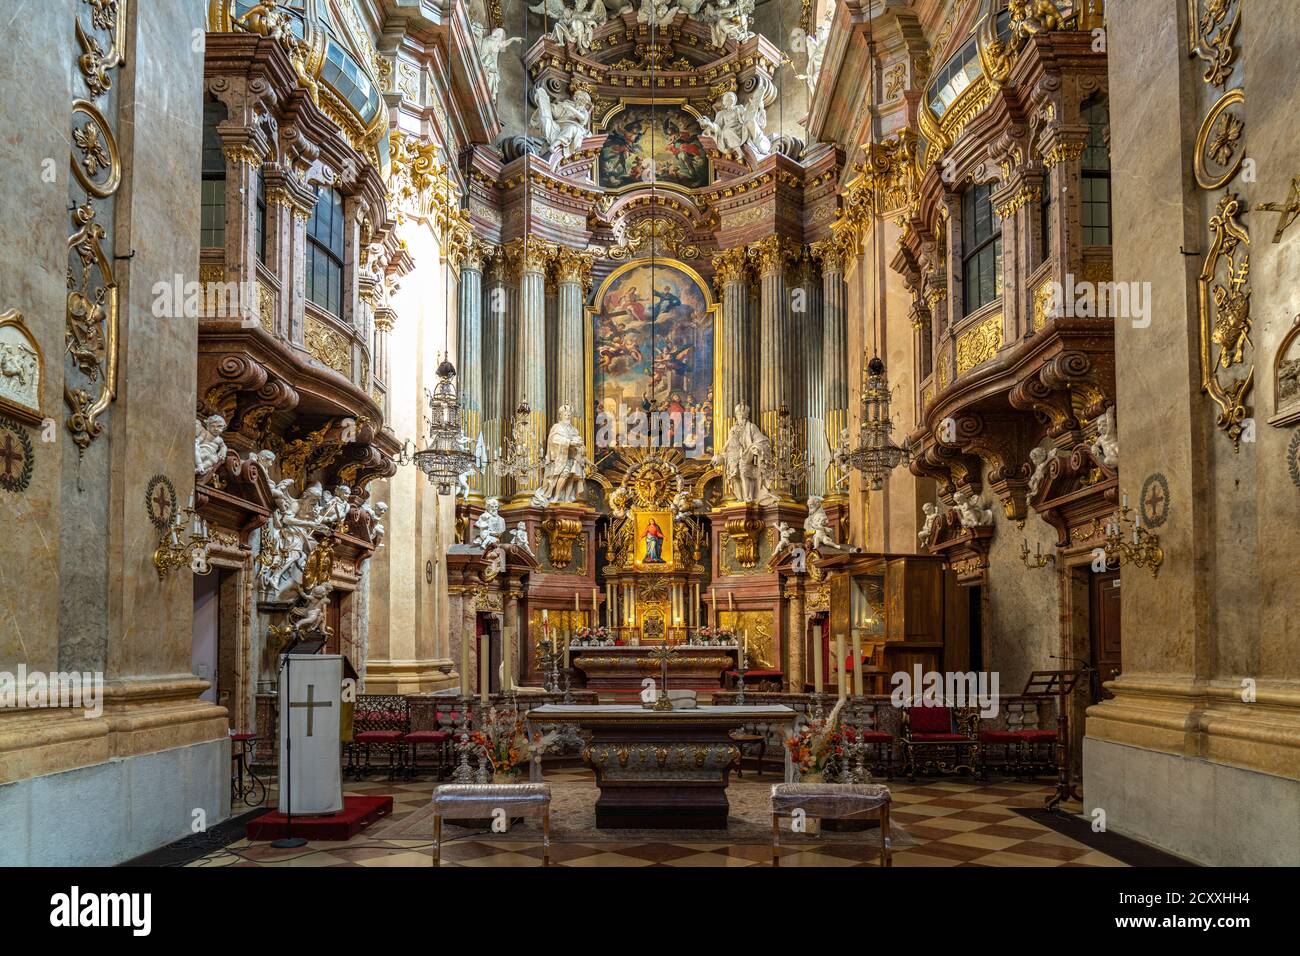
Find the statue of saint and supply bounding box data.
[473,497,506,549]
[711,402,776,504]
[534,404,588,505]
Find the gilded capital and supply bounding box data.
[711,246,750,289]
[504,237,554,276]
[748,235,795,278]
[553,246,595,287]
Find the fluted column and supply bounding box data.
[711,247,752,447]
[457,239,490,499]
[510,237,551,498]
[553,247,593,440]
[481,248,512,498]
[750,235,794,438]
[372,308,395,420]
[814,237,851,498]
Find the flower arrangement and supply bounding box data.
[784,698,853,782]
[694,625,737,646]
[571,625,615,647]
[480,707,559,779]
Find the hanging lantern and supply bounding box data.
[848,355,911,491]
[409,358,478,495]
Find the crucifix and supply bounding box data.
[0,433,25,479]
[290,683,333,737]
[649,642,673,710]
[1143,482,1164,519]
[1256,176,1300,244]
[151,483,172,522]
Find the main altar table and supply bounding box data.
[526,704,797,829]
[571,645,738,699]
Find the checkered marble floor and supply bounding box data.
[194,767,1123,868]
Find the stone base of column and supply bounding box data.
[362,660,459,696]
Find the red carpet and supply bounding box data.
[246,795,394,842]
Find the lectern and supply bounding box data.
[278,653,344,816]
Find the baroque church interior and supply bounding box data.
[1,0,1297,895]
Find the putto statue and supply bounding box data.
[533,403,588,506]
[1090,406,1119,468]
[532,86,594,164]
[194,414,228,476]
[703,0,755,47]
[953,489,994,529]
[472,23,521,105]
[510,521,534,556]
[699,88,771,162]
[473,497,507,549]
[775,520,798,553]
[1027,446,1059,496]
[711,402,777,505]
[918,502,941,543]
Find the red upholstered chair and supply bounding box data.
[346,695,410,780]
[899,705,982,781]
[401,729,452,780]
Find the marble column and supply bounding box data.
[816,239,851,499]
[785,581,807,692]
[510,238,551,498]
[711,247,751,443]
[795,250,825,495]
[750,235,794,438]
[553,247,593,439]
[457,239,490,499]
[482,247,510,498]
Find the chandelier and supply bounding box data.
[767,404,808,496]
[848,355,911,491]
[400,358,478,495]
[492,400,538,486]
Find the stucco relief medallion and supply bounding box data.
[0,416,34,493]
[1139,472,1171,529]
[145,474,177,531]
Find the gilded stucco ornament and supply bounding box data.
[1186,0,1240,88]
[1197,194,1253,450]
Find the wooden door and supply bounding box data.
[1089,570,1122,699]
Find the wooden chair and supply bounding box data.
[899,705,982,781]
[770,783,892,866]
[431,783,552,867]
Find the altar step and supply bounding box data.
[245,795,394,842]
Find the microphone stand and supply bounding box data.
[272,650,307,849]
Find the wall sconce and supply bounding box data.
[154,503,212,580]
[1020,538,1056,569]
[1101,497,1164,578]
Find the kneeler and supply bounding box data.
[430,783,552,867]
[770,783,892,867]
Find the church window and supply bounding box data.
[962,182,1002,315]
[1081,97,1111,246]
[201,100,226,249]
[307,186,345,316]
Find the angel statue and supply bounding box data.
[1090,406,1119,468]
[195,414,228,476]
[639,0,682,28]
[474,24,521,104]
[287,581,333,636]
[699,90,770,162]
[790,1,833,96]
[706,0,755,47]
[531,86,594,164]
[532,0,609,53]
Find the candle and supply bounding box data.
[591,587,598,623]
[479,633,490,705]
[460,629,471,697]
[711,587,717,628]
[852,631,863,697]
[742,630,749,669]
[563,632,570,669]
[814,634,824,694]
[574,592,579,613]
[836,633,846,701]
[728,591,734,613]
[501,626,513,691]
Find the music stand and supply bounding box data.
[1020,670,1082,810]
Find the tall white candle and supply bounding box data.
[460,630,471,697]
[836,633,846,701]
[814,633,824,694]
[479,633,490,705]
[711,587,717,628]
[501,626,512,691]
[851,632,863,697]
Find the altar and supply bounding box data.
[527,704,797,829]
[571,644,738,698]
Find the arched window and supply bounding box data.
[1040,165,1053,262]
[307,187,345,316]
[201,101,227,249]
[962,181,1002,316]
[1081,97,1111,246]
[254,171,267,264]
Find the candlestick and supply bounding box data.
[851,631,862,697]
[836,633,846,701]
[813,633,824,694]
[479,633,490,706]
